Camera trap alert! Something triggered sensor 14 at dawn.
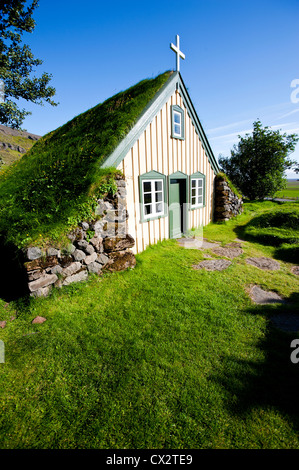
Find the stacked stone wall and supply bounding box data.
[24,176,136,298]
[214,175,243,222]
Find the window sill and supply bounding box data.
[190,204,205,211]
[171,134,185,141]
[140,213,168,223]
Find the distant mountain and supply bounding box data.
[0,124,41,169]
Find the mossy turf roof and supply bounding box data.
[0,71,173,248]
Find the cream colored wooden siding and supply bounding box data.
[117,89,215,254]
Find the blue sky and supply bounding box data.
[20,0,299,177]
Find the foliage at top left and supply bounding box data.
[0,0,58,128]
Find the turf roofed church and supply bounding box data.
[102,37,219,254]
[102,74,220,253]
[0,36,229,298]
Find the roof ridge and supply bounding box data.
[102,70,219,174]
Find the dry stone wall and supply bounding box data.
[24,177,136,298]
[214,175,243,222]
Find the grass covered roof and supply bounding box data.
[0,71,173,249]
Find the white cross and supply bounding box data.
[170,35,185,72]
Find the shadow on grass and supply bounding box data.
[233,217,299,264]
[274,245,299,263]
[234,226,299,263]
[209,293,299,433]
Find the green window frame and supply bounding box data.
[171,105,185,140]
[139,171,167,222]
[190,172,206,209]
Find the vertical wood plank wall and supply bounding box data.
[117,89,216,254]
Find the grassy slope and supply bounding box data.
[0,71,172,249]
[0,200,298,449]
[205,199,299,263]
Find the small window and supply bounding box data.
[190,176,205,208]
[142,179,165,219]
[173,111,182,137]
[171,105,184,140]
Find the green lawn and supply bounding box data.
[0,200,299,449]
[275,180,299,199]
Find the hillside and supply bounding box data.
[0,71,172,249]
[0,124,41,169]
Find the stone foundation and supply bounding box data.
[24,176,136,298]
[214,175,243,222]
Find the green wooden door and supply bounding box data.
[169,180,181,238]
